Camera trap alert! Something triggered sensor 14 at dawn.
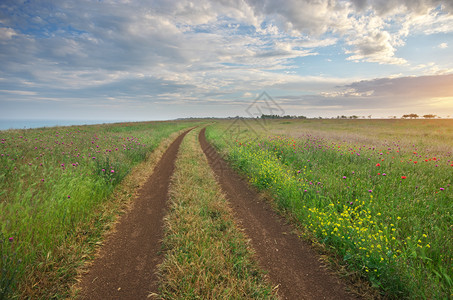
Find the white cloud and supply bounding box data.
[438,42,448,48]
[0,27,16,40]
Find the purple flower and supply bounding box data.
[382,173,386,176]
[440,188,445,191]
[343,176,347,179]
[368,190,373,193]
[68,195,71,198]
[111,170,115,173]
[8,237,13,242]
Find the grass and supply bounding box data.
[0,120,198,299]
[206,119,453,299]
[156,128,277,299]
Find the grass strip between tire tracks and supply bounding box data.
[156,128,277,299]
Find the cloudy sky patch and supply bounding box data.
[1,0,452,121]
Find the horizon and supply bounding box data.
[1,1,453,120]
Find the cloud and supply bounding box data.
[243,0,452,64]
[438,42,448,48]
[0,0,452,121]
[343,73,453,99]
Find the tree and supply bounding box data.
[403,113,419,119]
[423,114,436,119]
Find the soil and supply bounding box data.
[77,129,191,299]
[199,128,360,300]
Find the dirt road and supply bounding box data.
[78,127,359,299]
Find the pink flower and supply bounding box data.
[111,170,115,173]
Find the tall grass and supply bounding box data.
[157,129,276,299]
[0,121,194,299]
[206,119,453,298]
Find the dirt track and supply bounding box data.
[199,128,358,300]
[78,127,359,299]
[77,129,191,299]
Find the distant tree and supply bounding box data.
[368,115,372,119]
[403,114,419,119]
[423,114,436,119]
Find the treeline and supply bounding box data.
[261,114,307,119]
[260,114,444,120]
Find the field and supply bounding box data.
[206,118,453,298]
[1,119,452,299]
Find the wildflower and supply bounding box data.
[376,163,381,167]
[41,179,44,182]
[343,176,347,179]
[368,190,373,193]
[102,169,105,172]
[401,176,407,179]
[68,195,71,198]
[111,169,115,173]
[440,188,445,191]
[382,173,387,176]
[9,237,13,242]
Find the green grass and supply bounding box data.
[156,128,276,299]
[206,119,453,299]
[0,120,197,299]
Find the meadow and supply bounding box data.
[206,119,453,298]
[1,118,452,299]
[0,121,195,299]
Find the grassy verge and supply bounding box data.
[206,120,452,299]
[156,128,276,299]
[0,121,197,299]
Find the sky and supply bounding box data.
[1,0,453,121]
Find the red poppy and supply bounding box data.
[401,176,407,179]
[376,163,381,167]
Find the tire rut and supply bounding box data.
[199,128,359,300]
[78,129,192,299]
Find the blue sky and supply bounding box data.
[1,0,453,121]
